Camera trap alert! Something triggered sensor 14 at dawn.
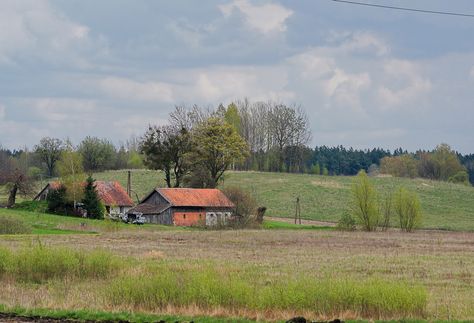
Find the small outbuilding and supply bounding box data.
[128,188,235,226]
[34,181,134,214]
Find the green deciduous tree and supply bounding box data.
[431,143,466,181]
[56,141,85,208]
[34,137,63,177]
[351,170,379,231]
[224,103,241,134]
[140,126,191,188]
[189,117,249,188]
[78,137,116,172]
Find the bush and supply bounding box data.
[449,170,470,185]
[394,188,422,232]
[0,215,32,234]
[380,193,393,231]
[12,201,48,213]
[351,170,379,231]
[47,184,74,215]
[222,186,258,228]
[337,213,356,231]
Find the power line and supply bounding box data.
[331,0,474,18]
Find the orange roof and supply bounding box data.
[158,188,234,208]
[41,181,133,207]
[95,181,134,207]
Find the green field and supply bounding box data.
[93,170,474,231]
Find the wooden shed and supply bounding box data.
[128,188,235,226]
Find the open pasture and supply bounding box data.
[94,170,474,231]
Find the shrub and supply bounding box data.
[46,184,74,215]
[222,186,258,228]
[448,170,470,185]
[394,188,422,232]
[380,192,393,231]
[12,201,48,213]
[337,213,356,231]
[351,170,379,231]
[0,215,32,234]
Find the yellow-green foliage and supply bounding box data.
[0,245,122,283]
[394,187,422,232]
[351,170,379,231]
[106,262,427,318]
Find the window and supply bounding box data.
[183,214,186,219]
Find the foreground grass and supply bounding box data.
[0,245,427,320]
[0,305,257,323]
[108,262,426,318]
[94,169,474,231]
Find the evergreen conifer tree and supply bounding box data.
[82,176,104,219]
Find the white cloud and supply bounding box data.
[0,0,95,66]
[329,31,390,57]
[26,98,97,123]
[99,77,174,103]
[377,59,431,107]
[219,0,293,34]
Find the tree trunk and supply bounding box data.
[7,184,18,208]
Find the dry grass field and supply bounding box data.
[0,226,473,321]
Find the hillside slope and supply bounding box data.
[95,170,474,231]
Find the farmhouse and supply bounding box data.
[128,188,235,226]
[34,181,134,214]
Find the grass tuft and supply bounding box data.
[0,215,32,235]
[0,245,123,283]
[106,262,427,319]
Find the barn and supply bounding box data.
[34,181,134,215]
[128,188,235,226]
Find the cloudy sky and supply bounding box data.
[1,0,473,153]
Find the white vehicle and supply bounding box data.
[122,212,146,225]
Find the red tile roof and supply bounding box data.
[95,181,134,207]
[158,188,234,208]
[39,181,134,207]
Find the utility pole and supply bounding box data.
[127,170,131,197]
[295,196,301,225]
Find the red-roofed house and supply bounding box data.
[34,181,134,214]
[128,188,235,226]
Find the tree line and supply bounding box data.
[1,100,474,207]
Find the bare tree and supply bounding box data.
[169,105,210,131]
[268,103,311,171]
[0,157,34,207]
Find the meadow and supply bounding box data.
[0,170,473,321]
[0,209,473,321]
[94,170,474,231]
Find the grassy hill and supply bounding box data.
[93,170,474,231]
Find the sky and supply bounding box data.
[0,0,473,153]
